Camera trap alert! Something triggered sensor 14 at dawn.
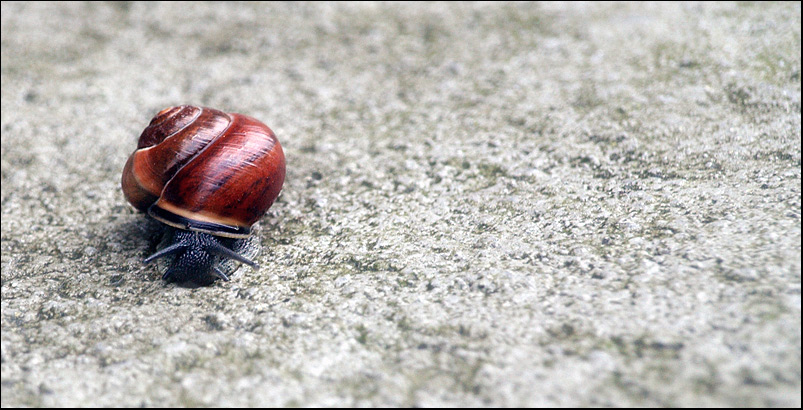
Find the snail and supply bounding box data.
[121,106,285,285]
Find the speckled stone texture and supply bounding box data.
[1,2,800,407]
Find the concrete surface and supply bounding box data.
[1,2,800,407]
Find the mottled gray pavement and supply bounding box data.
[1,2,800,407]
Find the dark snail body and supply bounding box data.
[122,106,285,285]
[146,227,259,286]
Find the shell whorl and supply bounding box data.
[122,106,285,237]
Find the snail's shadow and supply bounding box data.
[110,215,162,280]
